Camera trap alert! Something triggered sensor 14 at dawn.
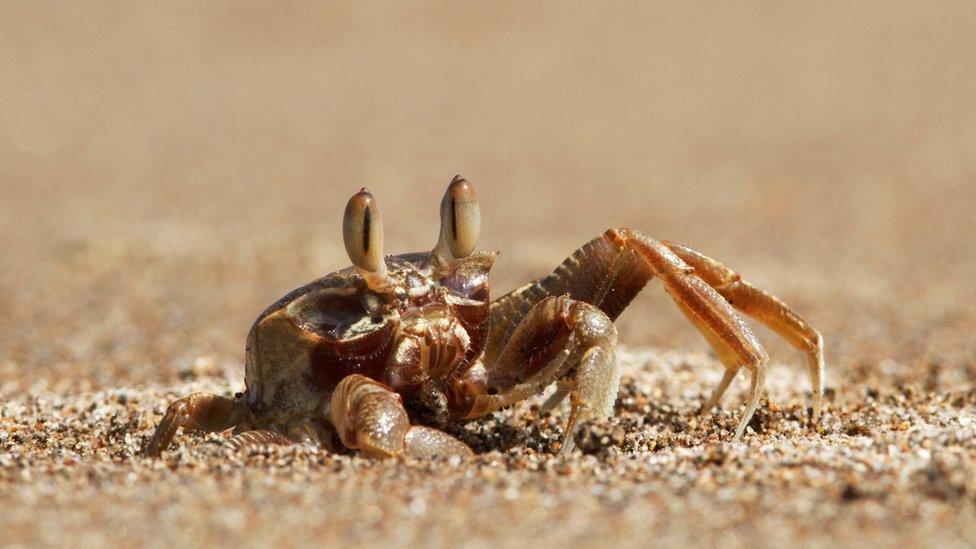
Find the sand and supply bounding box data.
[2,3,976,547]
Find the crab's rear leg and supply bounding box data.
[617,230,772,441]
[461,295,620,453]
[490,229,771,441]
[663,241,826,421]
[670,297,751,412]
[489,228,823,440]
[144,392,248,457]
[330,374,473,460]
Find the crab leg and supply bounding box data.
[144,392,248,457]
[489,228,774,441]
[540,379,574,412]
[663,241,826,421]
[462,295,620,453]
[225,430,293,451]
[619,229,772,440]
[330,374,472,459]
[703,367,739,411]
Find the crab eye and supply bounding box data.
[438,175,481,258]
[343,188,385,273]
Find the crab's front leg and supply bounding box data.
[457,295,620,454]
[330,374,473,460]
[144,392,250,456]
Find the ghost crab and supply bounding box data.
[145,176,825,459]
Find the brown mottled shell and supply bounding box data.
[244,251,494,415]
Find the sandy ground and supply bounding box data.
[3,3,976,547]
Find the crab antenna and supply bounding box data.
[343,188,393,292]
[433,175,481,264]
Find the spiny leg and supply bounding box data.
[664,241,826,421]
[463,296,619,453]
[330,374,472,459]
[144,392,248,457]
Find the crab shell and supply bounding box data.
[242,251,495,425]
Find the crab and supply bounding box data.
[145,176,825,459]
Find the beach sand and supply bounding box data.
[2,3,976,546]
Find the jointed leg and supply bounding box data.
[667,289,766,440]
[704,367,739,412]
[487,228,817,443]
[616,230,769,441]
[144,392,249,456]
[540,379,574,413]
[462,296,620,452]
[226,418,341,452]
[226,430,292,451]
[562,346,619,454]
[283,418,341,452]
[664,241,826,421]
[330,374,472,459]
[403,427,475,460]
[670,295,747,412]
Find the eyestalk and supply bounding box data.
[343,188,393,292]
[433,175,481,263]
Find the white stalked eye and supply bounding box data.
[343,188,384,273]
[438,175,481,258]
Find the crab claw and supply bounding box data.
[434,175,481,263]
[343,188,393,292]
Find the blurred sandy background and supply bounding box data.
[2,2,976,547]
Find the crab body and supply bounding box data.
[243,251,493,428]
[145,176,826,459]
